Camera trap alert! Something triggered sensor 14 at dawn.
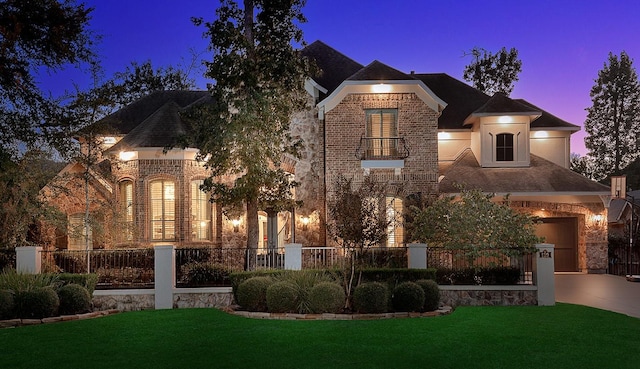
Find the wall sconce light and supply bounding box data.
[591,214,604,227]
[301,216,310,231]
[231,218,241,233]
[118,151,136,161]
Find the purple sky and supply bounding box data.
[44,0,640,156]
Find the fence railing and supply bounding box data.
[40,249,155,289]
[30,245,535,288]
[608,243,639,276]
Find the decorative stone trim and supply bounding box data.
[0,309,121,329]
[229,306,453,320]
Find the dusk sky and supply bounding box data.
[44,0,640,156]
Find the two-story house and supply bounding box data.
[43,40,610,273]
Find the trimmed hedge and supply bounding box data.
[15,286,59,319]
[58,284,92,315]
[0,289,14,319]
[266,281,299,313]
[236,276,274,312]
[416,279,440,311]
[392,282,425,312]
[55,273,98,294]
[353,282,389,314]
[436,267,520,285]
[309,282,345,314]
[357,268,437,285]
[181,262,230,286]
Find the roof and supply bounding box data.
[88,90,211,136]
[516,99,580,131]
[301,40,363,97]
[346,60,412,81]
[439,149,610,195]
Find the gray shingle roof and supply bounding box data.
[347,60,412,81]
[516,99,580,131]
[439,149,610,194]
[470,92,540,115]
[301,40,363,97]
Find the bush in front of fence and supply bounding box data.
[436,266,521,285]
[14,286,60,319]
[392,282,425,312]
[416,279,441,311]
[56,273,98,294]
[57,284,92,315]
[353,282,389,314]
[357,268,437,285]
[309,282,345,314]
[0,289,14,319]
[266,281,299,313]
[236,276,274,312]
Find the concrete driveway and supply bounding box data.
[555,273,640,318]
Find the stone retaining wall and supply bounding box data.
[440,286,538,307]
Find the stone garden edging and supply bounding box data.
[229,306,453,320]
[0,309,121,329]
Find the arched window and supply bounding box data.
[496,133,514,161]
[191,180,211,241]
[150,179,175,241]
[119,180,134,241]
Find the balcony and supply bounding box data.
[355,137,410,160]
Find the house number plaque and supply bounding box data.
[538,249,552,259]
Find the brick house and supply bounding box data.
[42,40,610,273]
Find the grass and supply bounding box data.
[1,304,639,369]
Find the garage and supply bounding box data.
[535,217,578,272]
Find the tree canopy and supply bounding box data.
[584,51,640,180]
[187,0,310,259]
[408,189,541,257]
[0,0,95,157]
[463,47,522,96]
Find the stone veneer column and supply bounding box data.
[535,243,555,306]
[154,245,175,309]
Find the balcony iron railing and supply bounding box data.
[355,137,410,160]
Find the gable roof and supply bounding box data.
[347,60,412,81]
[301,40,363,97]
[88,90,211,136]
[439,149,610,198]
[516,99,580,131]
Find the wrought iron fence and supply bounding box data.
[40,249,155,289]
[608,243,640,276]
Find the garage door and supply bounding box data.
[535,217,578,272]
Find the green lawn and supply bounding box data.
[1,304,638,369]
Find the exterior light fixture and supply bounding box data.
[301,216,310,231]
[498,116,513,124]
[119,151,136,161]
[533,131,549,138]
[231,218,241,233]
[438,131,451,140]
[372,83,392,93]
[591,214,604,227]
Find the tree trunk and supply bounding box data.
[245,196,259,270]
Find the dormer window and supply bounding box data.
[496,133,514,161]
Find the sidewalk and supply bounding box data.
[555,273,640,318]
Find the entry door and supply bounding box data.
[535,218,578,272]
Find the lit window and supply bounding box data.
[119,180,134,241]
[365,109,398,158]
[386,197,404,247]
[496,133,514,161]
[191,180,211,241]
[150,180,175,241]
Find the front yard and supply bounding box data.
[1,304,638,369]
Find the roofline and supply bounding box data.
[317,80,447,119]
[531,126,581,132]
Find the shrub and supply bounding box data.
[58,284,92,315]
[230,270,283,301]
[236,276,273,311]
[15,286,60,319]
[416,279,440,311]
[309,282,345,314]
[274,270,339,313]
[266,281,299,313]
[392,282,425,312]
[181,262,230,286]
[0,269,59,291]
[0,289,14,319]
[56,274,98,294]
[353,282,389,314]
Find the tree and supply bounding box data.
[407,188,541,261]
[0,0,95,157]
[327,175,391,305]
[570,153,599,181]
[463,47,522,96]
[584,51,640,180]
[187,0,310,269]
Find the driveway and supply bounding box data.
[555,273,640,318]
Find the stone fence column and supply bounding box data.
[407,243,427,269]
[154,245,175,309]
[16,246,42,274]
[535,243,555,306]
[284,243,302,270]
